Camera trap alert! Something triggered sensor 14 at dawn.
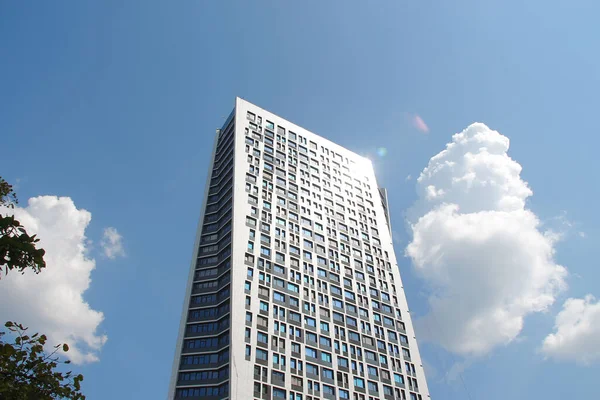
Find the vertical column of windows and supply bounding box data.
[174,119,236,399]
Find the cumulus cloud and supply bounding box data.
[0,196,107,364]
[541,295,600,364]
[406,122,567,357]
[100,227,125,259]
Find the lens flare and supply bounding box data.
[413,115,429,133]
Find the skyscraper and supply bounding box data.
[169,98,430,400]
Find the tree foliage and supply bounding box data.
[0,177,18,208]
[0,177,85,399]
[0,322,85,400]
[0,176,46,279]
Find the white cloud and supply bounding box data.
[541,295,600,364]
[0,196,107,364]
[406,122,567,357]
[100,227,125,260]
[425,185,445,200]
[542,211,586,242]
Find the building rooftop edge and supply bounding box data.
[235,96,373,168]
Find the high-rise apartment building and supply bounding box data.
[169,98,430,400]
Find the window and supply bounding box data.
[256,348,268,361]
[394,373,405,385]
[306,363,319,376]
[257,332,268,344]
[274,291,286,302]
[278,322,287,333]
[288,282,299,293]
[289,296,299,307]
[257,315,268,329]
[305,347,317,358]
[349,331,360,341]
[272,371,285,383]
[368,381,378,392]
[402,348,411,359]
[354,377,365,389]
[260,301,269,312]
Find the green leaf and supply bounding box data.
[63,343,69,352]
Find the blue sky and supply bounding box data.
[2,1,599,399]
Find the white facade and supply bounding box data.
[169,98,430,400]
